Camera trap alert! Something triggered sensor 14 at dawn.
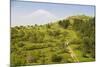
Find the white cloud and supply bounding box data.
[12,9,59,26]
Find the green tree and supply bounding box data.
[58,19,70,29]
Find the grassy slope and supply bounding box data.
[11,15,95,66]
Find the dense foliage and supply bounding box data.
[11,15,95,67]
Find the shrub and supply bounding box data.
[51,54,62,62]
[17,42,25,47]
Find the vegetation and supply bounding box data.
[11,15,95,67]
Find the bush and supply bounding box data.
[11,54,26,66]
[17,42,25,47]
[26,56,36,63]
[70,38,82,44]
[51,54,62,62]
[24,44,36,50]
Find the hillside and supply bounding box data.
[11,15,95,66]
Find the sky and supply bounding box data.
[11,0,95,26]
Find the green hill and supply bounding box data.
[11,15,95,66]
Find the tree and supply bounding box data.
[58,19,70,29]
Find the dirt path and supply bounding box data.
[65,41,79,63]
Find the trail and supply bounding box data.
[65,41,79,63]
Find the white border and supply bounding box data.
[0,0,10,67]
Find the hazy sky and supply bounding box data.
[11,0,95,26]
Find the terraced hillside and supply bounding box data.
[11,15,95,66]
